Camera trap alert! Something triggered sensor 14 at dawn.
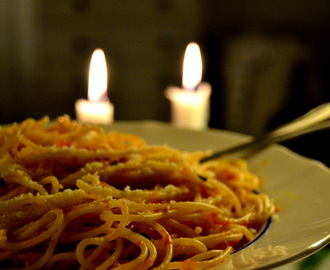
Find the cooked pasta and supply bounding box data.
[0,115,276,269]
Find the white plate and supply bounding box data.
[108,120,330,270]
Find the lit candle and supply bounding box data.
[165,42,211,130]
[75,49,114,125]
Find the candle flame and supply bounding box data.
[88,49,108,102]
[182,42,202,91]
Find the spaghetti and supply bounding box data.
[0,115,275,269]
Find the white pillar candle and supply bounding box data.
[75,49,114,125]
[165,82,211,129]
[165,42,212,130]
[75,99,113,125]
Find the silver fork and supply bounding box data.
[200,103,330,163]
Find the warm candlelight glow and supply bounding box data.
[88,49,108,102]
[182,42,202,91]
[75,48,114,125]
[165,42,211,130]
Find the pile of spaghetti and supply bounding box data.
[0,115,275,270]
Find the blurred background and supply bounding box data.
[1,0,330,162]
[1,1,330,268]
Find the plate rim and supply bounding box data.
[107,120,330,269]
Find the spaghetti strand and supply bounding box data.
[0,115,275,269]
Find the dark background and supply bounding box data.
[1,0,330,165]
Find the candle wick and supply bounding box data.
[184,82,200,92]
[99,92,109,102]
[91,92,109,102]
[193,82,200,91]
